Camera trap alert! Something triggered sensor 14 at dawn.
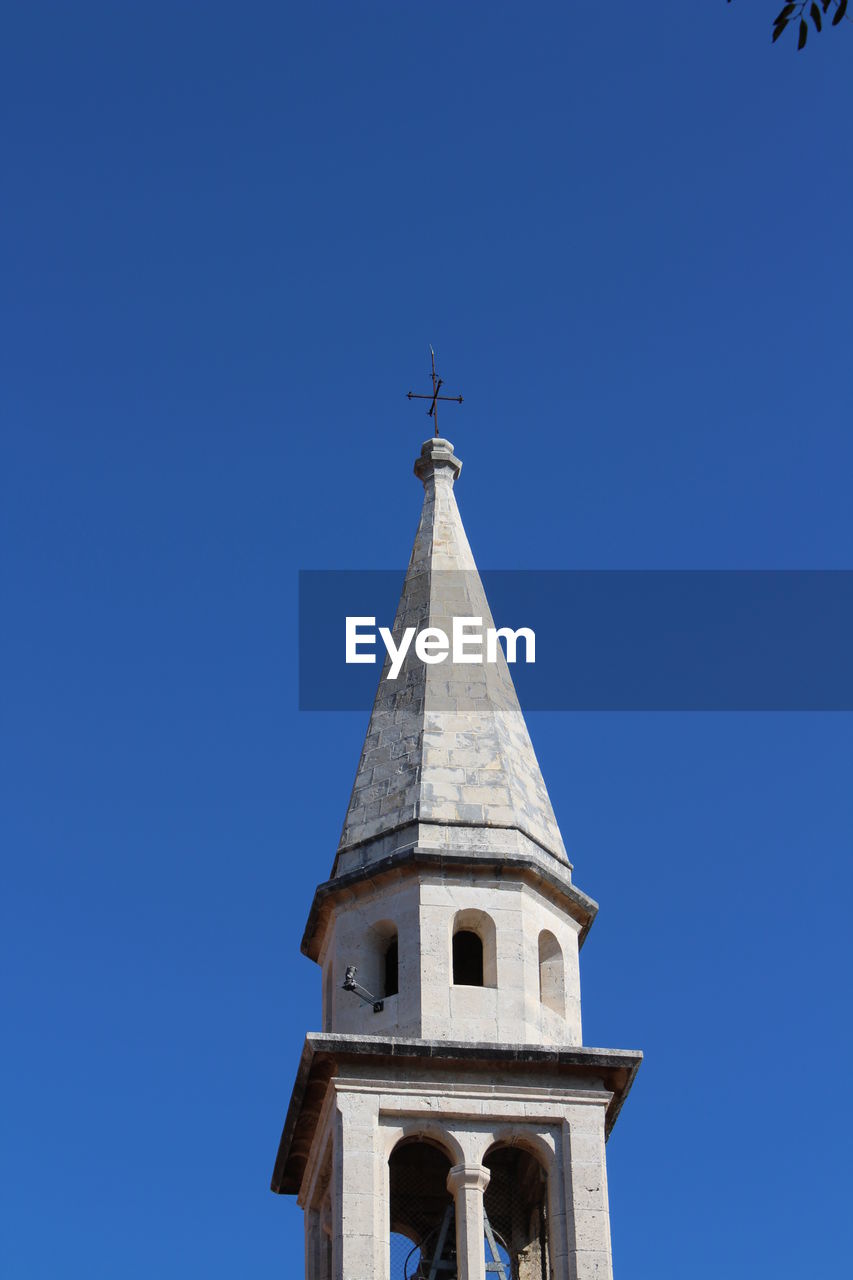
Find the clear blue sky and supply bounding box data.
[2,3,851,1276]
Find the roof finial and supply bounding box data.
[406,345,464,438]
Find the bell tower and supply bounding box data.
[271,437,641,1280]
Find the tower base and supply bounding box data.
[272,1034,641,1280]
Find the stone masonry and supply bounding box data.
[335,438,568,874]
[272,437,642,1280]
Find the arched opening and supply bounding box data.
[452,929,483,986]
[364,919,398,1003]
[537,931,565,1017]
[484,1144,551,1280]
[384,936,399,998]
[389,1139,454,1279]
[451,909,497,988]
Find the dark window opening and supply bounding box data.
[452,930,484,986]
[384,938,399,998]
[485,1146,551,1278]
[389,1140,454,1278]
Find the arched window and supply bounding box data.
[452,929,484,986]
[484,1143,551,1278]
[389,1139,454,1280]
[538,930,565,1016]
[368,919,398,1001]
[384,936,399,998]
[451,909,497,988]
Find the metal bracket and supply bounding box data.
[342,965,384,1013]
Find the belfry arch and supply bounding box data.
[483,1143,552,1280]
[388,1138,455,1278]
[451,908,497,988]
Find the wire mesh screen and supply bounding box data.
[388,1140,529,1279]
[483,1147,550,1280]
[389,1141,455,1279]
[390,1215,513,1280]
[389,1231,425,1280]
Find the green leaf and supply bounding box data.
[772,16,789,39]
[833,0,847,24]
[774,2,796,18]
[811,2,822,30]
[822,0,831,12]
[798,16,809,45]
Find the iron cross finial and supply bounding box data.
[407,346,464,437]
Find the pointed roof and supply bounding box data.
[333,437,571,880]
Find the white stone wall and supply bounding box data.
[321,879,422,1038]
[323,871,582,1047]
[297,1064,615,1280]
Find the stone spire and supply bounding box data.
[273,428,641,1280]
[334,437,570,880]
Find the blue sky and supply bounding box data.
[2,3,851,1276]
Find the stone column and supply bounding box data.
[305,1206,320,1280]
[331,1091,387,1280]
[446,1163,491,1280]
[304,1203,333,1280]
[319,1202,332,1280]
[562,1110,614,1280]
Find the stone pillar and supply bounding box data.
[305,1206,320,1280]
[304,1203,333,1280]
[331,1092,387,1280]
[319,1202,332,1280]
[447,1163,491,1280]
[562,1112,613,1280]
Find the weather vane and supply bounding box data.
[407,346,463,438]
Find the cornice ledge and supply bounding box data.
[300,846,599,960]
